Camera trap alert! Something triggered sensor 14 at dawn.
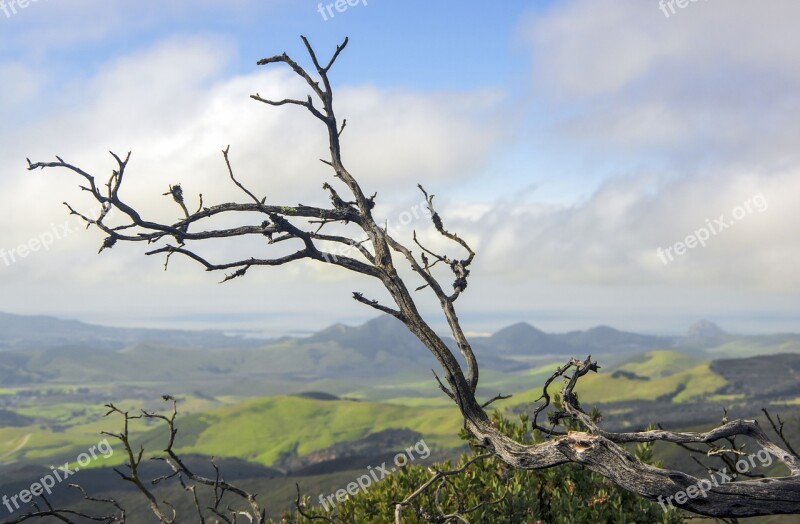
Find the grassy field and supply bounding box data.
[147,395,464,466]
[0,350,731,470]
[0,394,466,469]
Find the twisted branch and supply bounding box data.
[25,35,800,519]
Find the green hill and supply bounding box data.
[2,395,465,470]
[510,350,726,405]
[609,349,702,377]
[701,336,800,358]
[158,396,462,466]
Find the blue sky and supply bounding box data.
[1,1,534,90]
[1,0,798,336]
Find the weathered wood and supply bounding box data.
[28,36,800,520]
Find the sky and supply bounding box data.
[1,0,798,337]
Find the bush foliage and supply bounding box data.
[281,404,683,523]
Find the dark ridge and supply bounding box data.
[292,391,341,401]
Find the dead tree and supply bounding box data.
[26,36,800,519]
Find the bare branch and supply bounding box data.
[352,292,404,320]
[222,145,264,206]
[763,408,800,460]
[481,393,512,409]
[28,35,800,520]
[394,453,493,523]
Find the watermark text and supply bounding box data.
[657,448,772,511]
[317,0,367,22]
[318,439,430,511]
[2,438,114,516]
[656,192,768,265]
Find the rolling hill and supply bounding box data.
[0,393,464,471]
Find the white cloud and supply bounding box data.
[445,0,799,304]
[521,0,800,167]
[440,166,800,292]
[0,34,507,319]
[0,63,45,112]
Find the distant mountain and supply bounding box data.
[0,312,263,351]
[679,320,800,357]
[306,315,432,359]
[687,320,727,338]
[486,322,572,354]
[467,322,676,363]
[308,317,591,371]
[2,312,799,391]
[293,317,520,376]
[555,325,676,354]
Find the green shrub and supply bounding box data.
[280,407,683,523]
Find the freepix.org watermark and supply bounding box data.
[0,221,76,267]
[2,438,114,516]
[0,0,41,19]
[656,192,768,265]
[658,0,707,19]
[657,448,773,511]
[317,0,367,22]
[1,207,112,267]
[322,199,431,263]
[317,439,430,512]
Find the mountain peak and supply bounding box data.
[687,320,726,338]
[585,325,622,335]
[487,322,557,354]
[313,322,350,337]
[492,322,545,339]
[306,315,430,358]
